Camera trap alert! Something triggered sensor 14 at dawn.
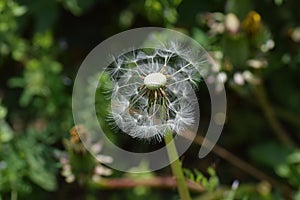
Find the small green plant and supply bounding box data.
[184,167,219,192]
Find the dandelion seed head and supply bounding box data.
[105,43,204,141]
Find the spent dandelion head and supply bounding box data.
[105,41,207,142]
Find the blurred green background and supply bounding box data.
[1,0,300,199]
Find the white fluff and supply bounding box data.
[107,42,205,142]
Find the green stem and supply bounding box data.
[11,190,17,200]
[164,130,192,200]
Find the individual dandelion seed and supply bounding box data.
[106,43,206,142]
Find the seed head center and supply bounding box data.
[144,72,167,89]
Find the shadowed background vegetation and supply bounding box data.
[1,0,300,199]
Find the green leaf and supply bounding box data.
[194,169,204,183]
[207,167,216,177]
[0,120,13,142]
[183,168,195,181]
[0,105,7,119]
[249,142,292,168]
[24,0,59,32]
[59,0,96,16]
[274,0,284,6]
[287,151,300,164]
[226,0,253,19]
[222,33,249,67]
[0,103,13,143]
[192,28,210,47]
[12,5,27,16]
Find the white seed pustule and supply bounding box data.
[144,73,167,89]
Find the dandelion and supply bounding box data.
[106,42,206,142]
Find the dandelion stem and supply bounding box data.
[164,130,191,200]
